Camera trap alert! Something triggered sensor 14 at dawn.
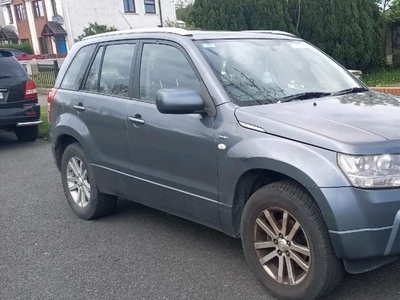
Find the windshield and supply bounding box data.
[197,39,363,106]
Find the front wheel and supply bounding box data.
[241,181,344,300]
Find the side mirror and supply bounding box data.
[156,89,205,114]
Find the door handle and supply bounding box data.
[73,103,86,112]
[129,116,145,125]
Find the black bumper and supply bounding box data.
[0,103,41,128]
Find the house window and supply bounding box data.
[144,0,156,13]
[32,0,44,18]
[21,39,30,44]
[6,4,13,24]
[15,4,25,21]
[123,0,135,13]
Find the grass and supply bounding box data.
[39,106,49,140]
[362,67,400,87]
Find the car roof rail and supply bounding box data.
[242,30,297,37]
[82,27,193,41]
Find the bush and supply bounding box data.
[0,43,34,54]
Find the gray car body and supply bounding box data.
[50,31,400,274]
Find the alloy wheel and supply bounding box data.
[253,207,311,286]
[66,157,91,208]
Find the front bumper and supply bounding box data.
[318,187,400,272]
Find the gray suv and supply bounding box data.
[49,28,400,300]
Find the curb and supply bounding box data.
[372,87,400,96]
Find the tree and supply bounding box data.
[245,0,295,33]
[189,0,247,30]
[289,0,382,70]
[176,0,194,23]
[76,22,118,42]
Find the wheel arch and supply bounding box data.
[222,165,335,238]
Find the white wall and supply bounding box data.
[0,7,5,27]
[25,2,40,54]
[1,4,16,27]
[62,0,177,48]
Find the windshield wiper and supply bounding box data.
[331,87,368,96]
[278,92,331,103]
[0,75,12,79]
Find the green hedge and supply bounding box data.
[0,43,34,54]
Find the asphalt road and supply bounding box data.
[1,133,400,300]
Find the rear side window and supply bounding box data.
[84,47,104,92]
[0,51,25,77]
[83,43,136,97]
[60,44,95,90]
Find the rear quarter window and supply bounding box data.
[60,44,96,90]
[0,51,26,77]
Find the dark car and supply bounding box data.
[1,48,44,61]
[48,28,400,300]
[0,50,41,141]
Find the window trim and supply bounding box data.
[133,39,216,117]
[144,0,156,14]
[6,4,14,24]
[80,40,138,99]
[15,4,25,21]
[123,0,136,13]
[32,0,44,18]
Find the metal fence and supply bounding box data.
[31,61,60,88]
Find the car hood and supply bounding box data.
[234,91,400,154]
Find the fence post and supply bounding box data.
[53,60,59,77]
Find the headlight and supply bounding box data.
[338,153,400,188]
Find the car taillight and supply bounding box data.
[25,80,38,99]
[47,88,58,123]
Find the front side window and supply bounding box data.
[32,0,44,18]
[198,39,363,106]
[61,45,95,90]
[144,0,156,13]
[15,4,25,21]
[139,43,201,101]
[123,0,135,13]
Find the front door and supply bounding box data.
[127,41,220,229]
[56,36,67,54]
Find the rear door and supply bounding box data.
[0,50,29,105]
[71,41,138,198]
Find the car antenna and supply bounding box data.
[119,10,133,29]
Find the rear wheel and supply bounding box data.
[61,143,117,219]
[241,181,344,300]
[15,125,38,142]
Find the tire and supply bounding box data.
[15,125,38,142]
[61,143,117,220]
[241,180,344,300]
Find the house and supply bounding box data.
[61,0,177,48]
[0,3,5,27]
[0,0,67,57]
[0,0,177,55]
